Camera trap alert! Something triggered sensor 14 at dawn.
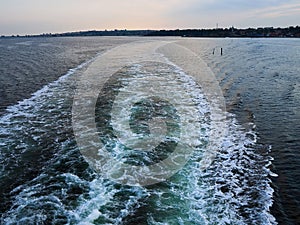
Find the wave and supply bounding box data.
[0,41,276,224]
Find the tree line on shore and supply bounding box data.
[2,26,300,38]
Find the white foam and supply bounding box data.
[183,113,276,225]
[96,62,275,224]
[72,62,276,225]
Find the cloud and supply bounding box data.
[169,0,300,28]
[178,0,299,14]
[0,0,187,33]
[250,3,300,19]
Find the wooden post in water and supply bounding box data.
[221,47,223,56]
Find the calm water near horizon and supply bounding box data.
[0,36,299,224]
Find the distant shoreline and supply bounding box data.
[1,26,300,38]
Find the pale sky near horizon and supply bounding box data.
[0,0,300,35]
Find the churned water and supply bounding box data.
[0,37,299,224]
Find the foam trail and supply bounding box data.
[0,42,276,225]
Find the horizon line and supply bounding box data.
[1,25,300,38]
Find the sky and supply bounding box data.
[0,0,300,35]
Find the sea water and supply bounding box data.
[0,37,299,224]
